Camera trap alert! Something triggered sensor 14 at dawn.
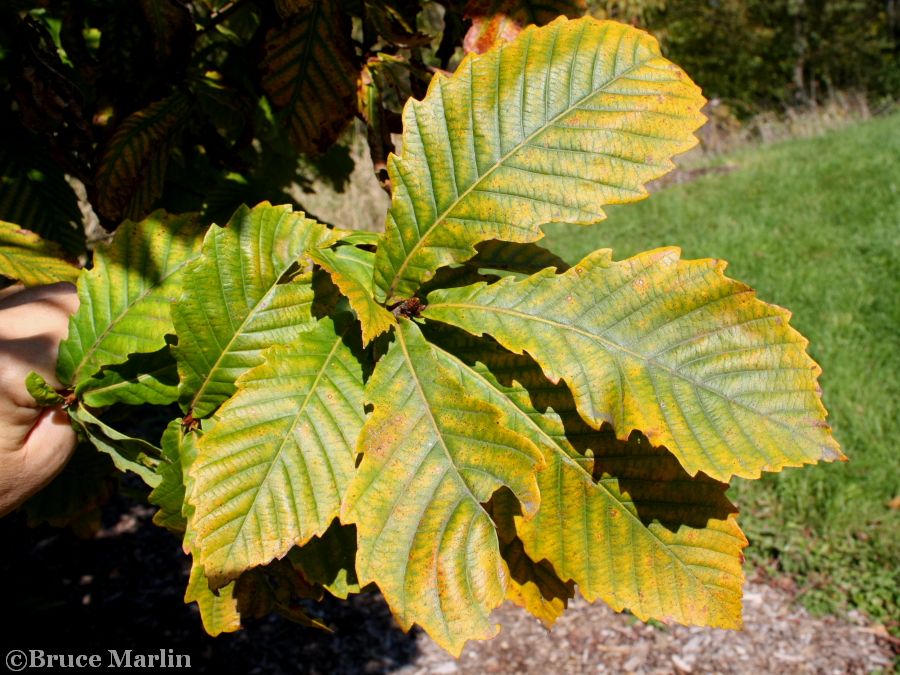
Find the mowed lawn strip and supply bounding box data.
[542,112,900,626]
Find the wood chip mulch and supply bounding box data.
[400,579,897,675]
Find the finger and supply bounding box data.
[0,282,79,397]
[0,282,78,340]
[41,281,80,314]
[0,407,76,516]
[0,356,46,450]
[0,283,25,303]
[0,281,78,312]
[0,333,70,416]
[18,407,76,496]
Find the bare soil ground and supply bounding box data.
[2,497,895,674]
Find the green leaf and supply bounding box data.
[260,0,358,154]
[25,371,64,406]
[94,92,192,224]
[419,239,570,294]
[173,203,337,418]
[423,326,746,628]
[331,229,382,246]
[80,344,179,408]
[308,245,396,346]
[188,316,366,588]
[372,17,706,303]
[56,211,203,393]
[425,247,844,482]
[0,221,80,286]
[463,0,587,54]
[68,405,162,487]
[149,419,192,532]
[185,561,241,637]
[288,521,361,599]
[340,319,544,655]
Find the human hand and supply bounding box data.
[0,282,80,516]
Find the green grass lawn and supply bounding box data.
[542,113,900,626]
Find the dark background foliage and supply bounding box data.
[1,0,897,251]
[594,0,899,113]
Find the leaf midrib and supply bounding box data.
[278,0,323,119]
[396,326,486,513]
[383,55,651,300]
[211,331,346,573]
[98,94,188,184]
[187,278,312,414]
[394,326,502,636]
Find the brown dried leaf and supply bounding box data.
[463,0,587,53]
[261,0,358,155]
[94,92,192,225]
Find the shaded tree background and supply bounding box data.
[592,0,899,113]
[0,0,897,254]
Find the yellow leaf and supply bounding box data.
[0,221,79,286]
[188,317,366,588]
[308,245,396,346]
[184,562,241,637]
[425,326,747,628]
[341,319,544,655]
[500,536,575,628]
[425,247,845,481]
[373,17,706,303]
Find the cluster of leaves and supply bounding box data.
[2,17,844,655]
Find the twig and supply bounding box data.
[199,0,251,35]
